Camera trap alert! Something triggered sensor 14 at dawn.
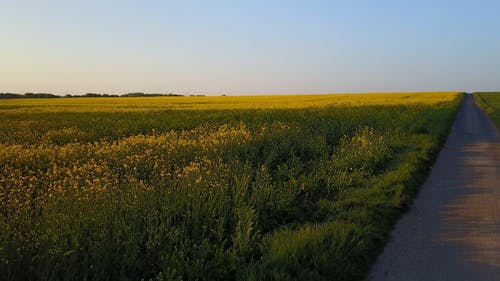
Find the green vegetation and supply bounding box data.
[0,93,462,281]
[475,92,500,128]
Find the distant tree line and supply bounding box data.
[121,92,185,97]
[0,92,203,99]
[0,93,60,99]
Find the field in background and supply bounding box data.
[475,92,500,129]
[0,92,462,281]
[0,92,457,112]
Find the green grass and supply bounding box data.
[0,93,463,281]
[474,92,500,129]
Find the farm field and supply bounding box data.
[474,92,500,129]
[0,92,462,281]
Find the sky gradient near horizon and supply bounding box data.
[2,1,500,95]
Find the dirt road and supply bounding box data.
[369,94,500,281]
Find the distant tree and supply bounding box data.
[85,93,101,97]
[25,93,59,98]
[44,93,59,98]
[124,92,145,97]
[1,93,60,98]
[0,93,23,99]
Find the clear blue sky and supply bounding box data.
[2,1,500,95]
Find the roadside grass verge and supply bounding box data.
[474,92,500,129]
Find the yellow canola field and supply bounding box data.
[0,91,464,280]
[0,92,460,113]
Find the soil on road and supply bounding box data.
[369,93,500,281]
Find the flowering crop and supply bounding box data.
[0,92,462,281]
